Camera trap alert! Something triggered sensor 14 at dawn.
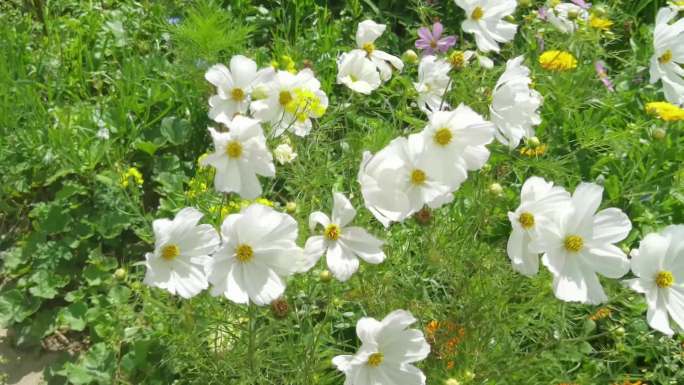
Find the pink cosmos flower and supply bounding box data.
[415,22,457,55]
[595,61,614,92]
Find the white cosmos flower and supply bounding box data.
[649,7,684,106]
[304,192,386,281]
[507,177,571,277]
[206,204,305,306]
[358,134,455,227]
[353,20,404,81]
[490,56,543,149]
[143,207,219,299]
[625,225,684,336]
[205,55,275,125]
[420,104,495,180]
[530,183,632,304]
[200,116,275,199]
[546,3,589,34]
[414,55,452,113]
[337,50,382,94]
[251,69,328,137]
[332,310,430,385]
[456,0,518,53]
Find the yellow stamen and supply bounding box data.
[362,42,375,55]
[434,128,453,146]
[411,169,427,185]
[518,212,535,229]
[564,235,584,253]
[324,224,341,241]
[656,270,674,288]
[235,244,254,263]
[226,140,243,159]
[659,49,673,64]
[231,88,245,101]
[279,90,293,106]
[367,352,384,367]
[471,6,484,21]
[161,244,180,261]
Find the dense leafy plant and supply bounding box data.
[1,0,683,384]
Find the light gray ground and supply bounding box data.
[0,328,60,385]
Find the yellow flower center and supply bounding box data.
[659,49,673,64]
[471,6,484,21]
[434,128,453,146]
[324,224,341,241]
[231,88,245,101]
[161,244,180,261]
[411,169,427,185]
[448,51,465,69]
[367,352,384,367]
[564,235,584,253]
[279,90,293,106]
[518,212,535,229]
[225,140,243,159]
[362,42,375,55]
[656,270,674,288]
[235,244,254,263]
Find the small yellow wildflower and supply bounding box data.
[283,88,327,119]
[281,55,296,73]
[645,102,684,121]
[539,50,578,71]
[520,141,548,157]
[589,14,613,30]
[120,167,144,188]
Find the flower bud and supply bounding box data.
[653,127,666,140]
[488,183,503,196]
[285,201,297,213]
[528,136,541,147]
[319,269,332,282]
[402,49,418,64]
[114,268,127,280]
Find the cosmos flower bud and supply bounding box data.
[489,182,503,196]
[285,201,298,213]
[653,127,667,140]
[114,268,127,280]
[402,49,418,64]
[319,269,332,282]
[528,136,541,147]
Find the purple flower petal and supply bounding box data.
[417,27,433,42]
[432,22,444,40]
[437,36,457,52]
[594,61,614,91]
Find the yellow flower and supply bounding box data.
[589,307,612,321]
[645,102,684,122]
[283,88,327,118]
[589,14,613,30]
[280,55,296,73]
[520,142,548,157]
[120,167,144,188]
[539,50,578,71]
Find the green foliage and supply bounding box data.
[0,0,683,384]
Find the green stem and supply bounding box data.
[247,303,257,375]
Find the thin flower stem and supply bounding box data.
[439,76,453,111]
[247,303,258,375]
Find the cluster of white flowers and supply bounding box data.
[337,20,404,94]
[138,2,684,384]
[359,105,494,227]
[507,177,684,335]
